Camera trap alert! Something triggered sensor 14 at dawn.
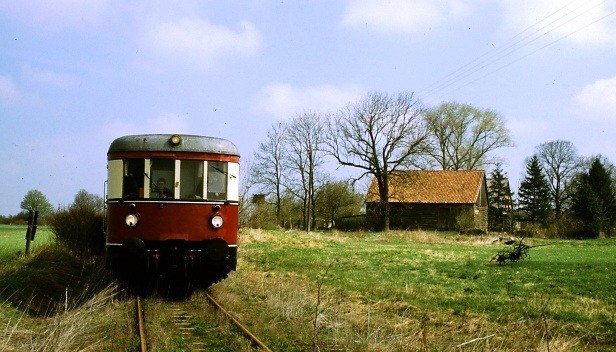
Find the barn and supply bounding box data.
[365,170,488,231]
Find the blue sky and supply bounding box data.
[1,0,615,215]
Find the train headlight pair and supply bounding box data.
[211,214,224,228]
[125,214,139,227]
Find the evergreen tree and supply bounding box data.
[518,156,552,225]
[488,163,512,231]
[571,158,616,236]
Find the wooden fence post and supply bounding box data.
[24,210,39,256]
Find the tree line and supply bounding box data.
[488,140,616,238]
[246,92,513,232]
[248,91,615,237]
[1,189,103,225]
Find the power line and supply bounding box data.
[420,0,583,95]
[450,6,616,94]
[419,0,614,101]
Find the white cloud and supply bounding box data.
[22,65,79,88]
[341,0,472,34]
[575,76,616,122]
[254,83,366,120]
[0,75,23,104]
[0,0,109,32]
[147,17,262,70]
[499,0,616,45]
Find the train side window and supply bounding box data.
[207,161,227,201]
[107,160,123,200]
[123,159,145,199]
[149,159,175,199]
[180,160,204,199]
[227,162,239,202]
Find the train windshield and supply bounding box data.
[207,161,227,200]
[116,159,235,201]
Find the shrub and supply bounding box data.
[244,202,279,230]
[455,209,476,232]
[48,207,105,257]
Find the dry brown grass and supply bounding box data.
[0,285,134,352]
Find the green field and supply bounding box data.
[212,229,616,351]
[0,224,53,263]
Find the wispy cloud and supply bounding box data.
[22,64,79,88]
[0,75,23,104]
[254,83,366,120]
[146,17,262,71]
[341,0,472,35]
[0,0,109,32]
[499,0,616,45]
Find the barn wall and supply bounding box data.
[366,203,481,231]
[474,205,488,232]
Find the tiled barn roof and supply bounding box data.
[366,170,485,204]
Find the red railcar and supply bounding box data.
[105,134,239,288]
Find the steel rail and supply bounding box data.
[135,295,148,352]
[205,292,272,352]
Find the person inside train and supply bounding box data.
[155,177,173,198]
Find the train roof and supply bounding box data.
[108,134,240,156]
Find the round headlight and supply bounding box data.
[125,214,139,227]
[169,134,182,146]
[211,214,223,228]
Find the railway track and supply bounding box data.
[134,293,272,352]
[135,296,148,352]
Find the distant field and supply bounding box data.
[212,229,616,352]
[0,225,53,262]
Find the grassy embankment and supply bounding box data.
[0,224,134,351]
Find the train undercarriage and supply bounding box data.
[107,237,237,295]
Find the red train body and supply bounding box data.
[105,134,240,288]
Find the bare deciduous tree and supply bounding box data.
[535,140,581,222]
[250,121,288,224]
[423,102,512,170]
[326,92,428,231]
[286,112,326,232]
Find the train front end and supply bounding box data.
[105,134,240,288]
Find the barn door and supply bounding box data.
[437,207,451,230]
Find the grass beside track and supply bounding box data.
[1,225,614,351]
[0,225,135,351]
[211,229,616,352]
